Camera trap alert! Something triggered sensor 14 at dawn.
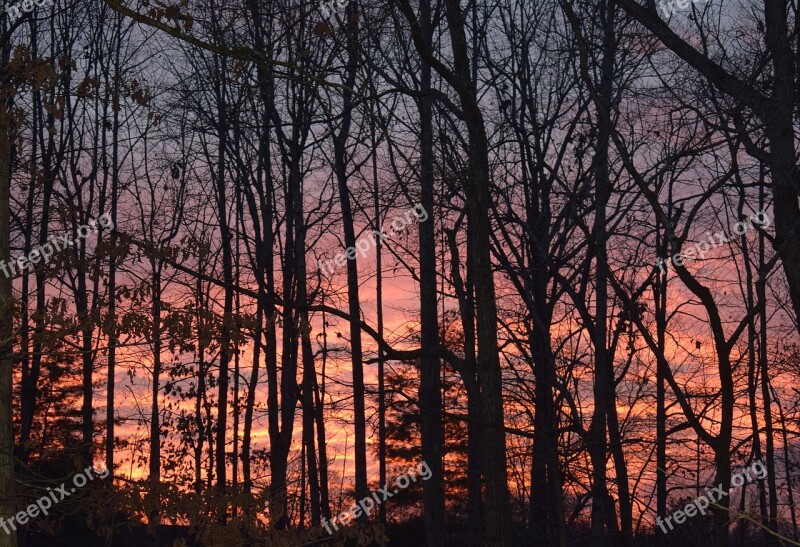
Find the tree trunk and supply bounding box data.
[370,102,386,527]
[77,249,94,469]
[0,46,18,545]
[333,0,368,505]
[757,250,779,543]
[242,303,261,507]
[149,266,162,533]
[418,0,444,541]
[762,0,800,333]
[105,10,123,478]
[313,356,330,521]
[654,214,668,547]
[294,113,320,523]
[440,1,512,542]
[194,274,207,494]
[588,2,616,544]
[213,52,233,510]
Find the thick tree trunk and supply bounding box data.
[711,449,732,547]
[524,164,566,547]
[529,326,566,547]
[589,3,616,544]
[762,0,800,332]
[440,1,512,543]
[418,0,445,541]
